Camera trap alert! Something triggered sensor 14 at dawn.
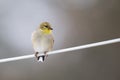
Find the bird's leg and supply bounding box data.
[44,51,48,58]
[35,52,39,60]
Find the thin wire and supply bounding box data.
[0,38,120,63]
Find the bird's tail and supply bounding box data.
[38,55,45,62]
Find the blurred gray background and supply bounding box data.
[0,0,120,80]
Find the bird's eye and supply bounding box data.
[45,26,48,28]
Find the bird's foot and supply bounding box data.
[35,52,39,60]
[44,51,48,58]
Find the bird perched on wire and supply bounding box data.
[31,22,54,62]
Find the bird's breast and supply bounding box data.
[32,34,52,52]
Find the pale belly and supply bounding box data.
[33,36,52,53]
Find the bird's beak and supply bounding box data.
[49,27,53,30]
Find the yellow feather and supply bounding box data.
[42,29,52,34]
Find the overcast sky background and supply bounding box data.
[0,0,120,80]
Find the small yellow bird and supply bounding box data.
[31,22,54,62]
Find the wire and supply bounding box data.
[0,38,120,63]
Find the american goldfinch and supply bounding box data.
[32,22,54,62]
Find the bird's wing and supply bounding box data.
[31,31,36,43]
[49,34,54,51]
[31,30,41,43]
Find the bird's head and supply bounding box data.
[40,22,53,34]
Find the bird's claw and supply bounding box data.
[35,52,39,60]
[44,51,48,58]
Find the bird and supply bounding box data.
[31,22,54,62]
